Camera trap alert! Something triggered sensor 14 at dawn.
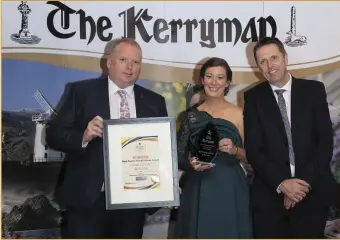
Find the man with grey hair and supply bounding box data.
[46,38,168,238]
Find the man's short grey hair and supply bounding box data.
[107,38,142,57]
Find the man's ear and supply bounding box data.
[284,53,288,65]
[106,56,112,69]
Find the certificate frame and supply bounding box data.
[102,117,180,210]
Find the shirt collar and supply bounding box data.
[108,77,134,98]
[269,74,292,93]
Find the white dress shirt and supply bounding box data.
[269,74,295,193]
[108,77,136,119]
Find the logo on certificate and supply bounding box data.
[134,141,146,153]
[121,136,161,190]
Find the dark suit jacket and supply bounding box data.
[46,77,168,210]
[243,77,336,210]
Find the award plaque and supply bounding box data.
[102,117,180,210]
[192,123,219,167]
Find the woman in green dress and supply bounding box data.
[174,57,253,238]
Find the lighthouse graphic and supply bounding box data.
[284,6,307,47]
[32,90,64,162]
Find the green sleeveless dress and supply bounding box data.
[174,109,253,238]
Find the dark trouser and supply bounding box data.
[252,206,329,239]
[61,193,146,239]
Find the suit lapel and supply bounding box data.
[134,85,148,118]
[261,82,287,140]
[134,84,160,118]
[94,78,111,120]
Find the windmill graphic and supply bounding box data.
[32,90,56,122]
[32,90,64,162]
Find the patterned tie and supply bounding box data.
[117,90,130,119]
[275,89,295,167]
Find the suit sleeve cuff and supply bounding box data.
[277,181,284,194]
[82,140,89,148]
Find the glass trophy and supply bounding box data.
[192,123,219,167]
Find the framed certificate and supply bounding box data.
[102,117,180,210]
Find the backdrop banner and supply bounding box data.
[2,1,339,238]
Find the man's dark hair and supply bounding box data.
[253,37,287,62]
